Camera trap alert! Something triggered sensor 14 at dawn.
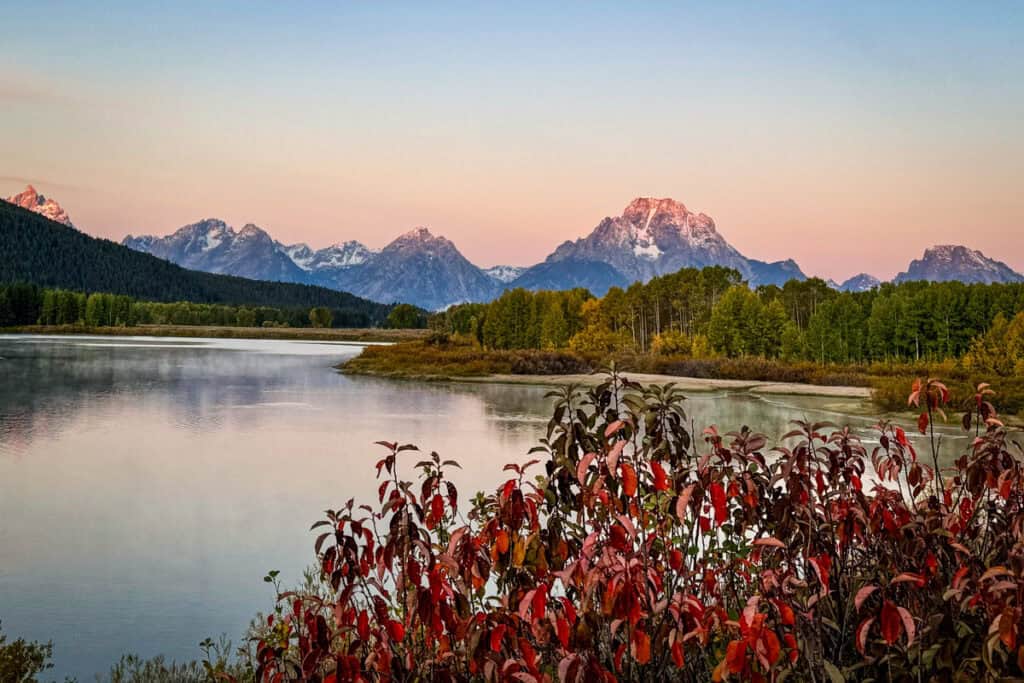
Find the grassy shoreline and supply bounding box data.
[0,324,430,343]
[339,340,1024,422]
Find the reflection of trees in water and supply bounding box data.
[0,341,337,451]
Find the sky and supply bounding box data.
[1,1,1022,281]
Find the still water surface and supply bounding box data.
[0,335,964,680]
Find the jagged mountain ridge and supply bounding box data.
[123,219,309,283]
[894,245,1024,285]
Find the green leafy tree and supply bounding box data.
[385,303,424,329]
[309,306,334,328]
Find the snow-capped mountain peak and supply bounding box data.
[543,196,797,286]
[5,185,74,227]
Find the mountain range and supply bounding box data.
[119,197,817,309]
[8,187,1023,309]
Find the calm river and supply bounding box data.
[0,335,965,680]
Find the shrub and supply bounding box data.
[232,372,1024,682]
[651,331,692,356]
[509,351,594,375]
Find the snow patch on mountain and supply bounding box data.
[484,265,527,283]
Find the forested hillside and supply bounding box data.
[0,200,395,325]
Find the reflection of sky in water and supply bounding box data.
[0,335,978,680]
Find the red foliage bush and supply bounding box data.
[241,372,1024,682]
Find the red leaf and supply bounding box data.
[854,585,878,611]
[880,600,901,645]
[669,549,684,571]
[710,482,727,524]
[357,610,369,641]
[917,411,929,435]
[621,463,638,497]
[556,617,570,648]
[651,461,670,492]
[495,529,510,554]
[890,572,925,588]
[676,483,695,520]
[387,619,405,642]
[725,639,746,673]
[490,624,506,653]
[671,640,684,668]
[753,537,786,549]
[897,606,916,648]
[774,600,795,626]
[761,629,781,666]
[633,629,651,665]
[809,554,831,595]
[855,617,875,654]
[532,584,548,621]
[429,494,444,527]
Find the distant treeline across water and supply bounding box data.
[433,267,1024,365]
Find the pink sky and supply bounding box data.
[2,4,1022,282]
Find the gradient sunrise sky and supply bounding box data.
[2,2,1021,281]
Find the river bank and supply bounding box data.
[0,324,429,343]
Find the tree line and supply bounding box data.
[431,267,1024,366]
[0,283,401,329]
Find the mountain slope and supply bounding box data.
[894,245,1023,284]
[541,197,806,288]
[509,258,628,296]
[0,200,394,323]
[6,185,73,227]
[328,227,498,310]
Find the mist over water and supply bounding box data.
[0,335,967,680]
